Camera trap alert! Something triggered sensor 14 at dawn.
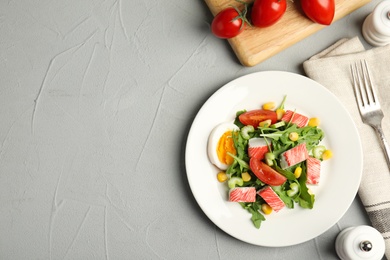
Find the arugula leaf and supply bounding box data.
[273,164,296,180]
[226,160,238,176]
[298,126,324,151]
[234,110,246,129]
[297,163,315,209]
[249,207,265,229]
[228,152,249,171]
[240,202,265,229]
[273,185,294,209]
[277,95,287,110]
[260,124,299,141]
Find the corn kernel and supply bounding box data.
[294,166,302,178]
[308,117,320,127]
[322,150,333,160]
[261,203,273,215]
[259,119,272,128]
[217,172,228,182]
[289,132,299,141]
[276,108,285,120]
[262,102,276,111]
[241,172,251,182]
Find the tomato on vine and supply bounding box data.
[211,5,250,39]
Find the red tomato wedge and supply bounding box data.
[250,157,287,186]
[238,109,277,127]
[301,0,335,25]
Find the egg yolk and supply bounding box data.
[216,131,237,165]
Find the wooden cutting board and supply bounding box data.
[205,0,372,66]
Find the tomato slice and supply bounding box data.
[238,109,277,127]
[250,157,287,186]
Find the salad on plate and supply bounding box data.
[207,96,333,229]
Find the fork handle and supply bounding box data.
[373,125,390,171]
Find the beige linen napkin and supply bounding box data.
[303,37,390,258]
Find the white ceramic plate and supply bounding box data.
[185,71,363,247]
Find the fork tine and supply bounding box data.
[360,60,374,105]
[361,60,380,106]
[357,61,370,107]
[359,60,370,106]
[351,62,364,110]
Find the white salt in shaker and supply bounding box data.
[335,225,385,260]
[362,0,390,46]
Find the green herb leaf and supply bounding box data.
[273,164,296,180]
[273,185,294,209]
[297,163,315,209]
[240,203,265,229]
[277,95,287,110]
[227,152,249,171]
[234,110,246,128]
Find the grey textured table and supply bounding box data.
[0,0,380,259]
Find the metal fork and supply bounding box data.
[351,60,390,170]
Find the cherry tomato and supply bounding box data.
[250,158,287,186]
[211,7,246,39]
[301,0,335,25]
[251,0,287,28]
[238,109,277,127]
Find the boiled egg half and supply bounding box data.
[207,122,239,170]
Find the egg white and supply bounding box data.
[207,122,239,170]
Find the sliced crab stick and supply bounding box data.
[280,143,308,169]
[258,186,285,212]
[229,187,256,202]
[306,156,321,185]
[248,138,269,160]
[281,110,309,128]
